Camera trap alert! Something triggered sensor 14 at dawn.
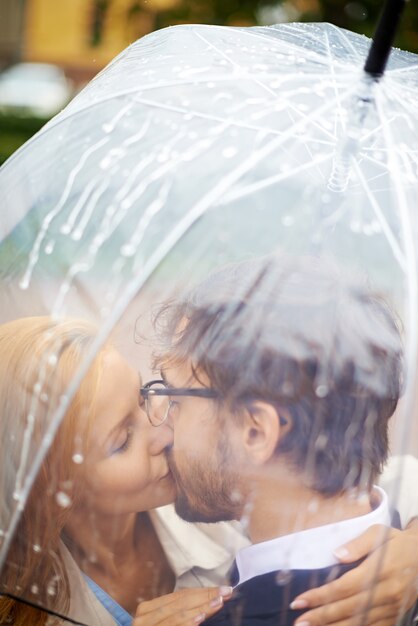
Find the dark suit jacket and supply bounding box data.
[204,562,360,626]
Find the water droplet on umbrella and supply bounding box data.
[33,544,41,553]
[276,570,292,585]
[47,584,56,596]
[315,434,328,450]
[222,147,238,159]
[282,215,294,227]
[315,384,329,397]
[307,498,319,513]
[45,240,55,255]
[72,453,84,465]
[48,354,58,366]
[31,584,39,595]
[56,491,72,508]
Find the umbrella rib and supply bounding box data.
[352,159,406,271]
[327,23,363,60]
[19,137,110,290]
[193,29,240,69]
[45,72,354,130]
[193,27,312,111]
[133,94,339,144]
[194,23,334,66]
[218,152,332,205]
[324,30,347,139]
[387,62,418,74]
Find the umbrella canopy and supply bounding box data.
[0,20,417,624]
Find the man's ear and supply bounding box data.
[241,401,290,465]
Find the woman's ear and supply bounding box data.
[241,401,290,466]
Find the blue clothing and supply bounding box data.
[84,574,132,626]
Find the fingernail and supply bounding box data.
[194,613,206,624]
[210,597,223,608]
[334,547,349,560]
[219,586,233,597]
[290,599,308,610]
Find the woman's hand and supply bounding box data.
[290,523,418,626]
[133,585,233,625]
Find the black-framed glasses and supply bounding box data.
[140,379,219,426]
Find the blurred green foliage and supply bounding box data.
[133,0,418,53]
[0,113,48,166]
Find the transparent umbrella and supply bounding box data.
[0,3,417,624]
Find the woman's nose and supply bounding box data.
[148,421,173,455]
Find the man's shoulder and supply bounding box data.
[204,563,358,626]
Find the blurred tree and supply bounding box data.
[90,0,111,46]
[122,0,418,53]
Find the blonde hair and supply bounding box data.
[0,316,109,625]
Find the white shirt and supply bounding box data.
[150,505,250,589]
[235,486,390,585]
[378,454,418,528]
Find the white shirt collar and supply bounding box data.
[236,486,390,585]
[150,505,249,577]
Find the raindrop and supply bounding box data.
[56,491,72,508]
[48,354,58,367]
[47,584,56,596]
[33,544,42,553]
[44,240,55,255]
[315,384,329,398]
[230,489,242,503]
[362,223,374,237]
[315,434,328,450]
[281,381,294,396]
[31,584,39,595]
[282,215,294,227]
[33,382,42,395]
[373,151,384,161]
[350,220,362,233]
[222,147,238,159]
[72,453,84,465]
[276,570,292,585]
[307,498,319,513]
[121,243,136,258]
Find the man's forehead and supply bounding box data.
[161,359,209,389]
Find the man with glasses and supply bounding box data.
[140,254,418,626]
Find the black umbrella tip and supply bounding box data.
[363,0,407,79]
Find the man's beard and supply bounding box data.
[165,435,242,523]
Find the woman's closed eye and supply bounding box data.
[112,426,134,455]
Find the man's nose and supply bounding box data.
[149,421,173,454]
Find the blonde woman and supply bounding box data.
[0,317,238,625]
[0,317,417,626]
